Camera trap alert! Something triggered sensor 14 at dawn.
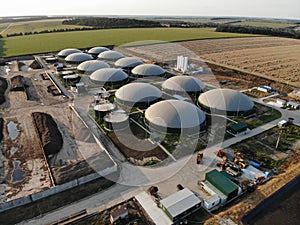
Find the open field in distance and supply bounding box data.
[0,28,257,57]
[180,37,300,87]
[231,21,296,28]
[0,19,89,36]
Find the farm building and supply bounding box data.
[131,64,165,77]
[198,89,255,116]
[145,100,206,135]
[77,60,110,74]
[90,68,128,87]
[110,206,129,224]
[162,75,205,96]
[286,101,300,109]
[227,122,248,135]
[159,188,201,222]
[115,82,162,108]
[203,169,241,202]
[104,110,129,131]
[65,53,93,64]
[98,50,124,61]
[203,194,220,210]
[88,46,109,57]
[115,57,144,70]
[57,48,82,58]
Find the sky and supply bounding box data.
[1,0,299,20]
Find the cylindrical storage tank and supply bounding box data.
[131,64,165,77]
[57,48,82,58]
[198,89,255,116]
[94,103,116,119]
[162,76,205,96]
[88,47,110,57]
[145,100,206,135]
[77,60,110,74]
[115,57,144,69]
[90,68,128,87]
[98,50,124,61]
[115,82,162,108]
[104,110,129,131]
[65,53,93,64]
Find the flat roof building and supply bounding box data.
[160,188,201,222]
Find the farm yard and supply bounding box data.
[180,37,300,87]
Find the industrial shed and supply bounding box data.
[227,122,248,135]
[115,82,162,108]
[131,64,165,77]
[65,53,93,64]
[98,50,124,61]
[57,48,82,58]
[160,188,201,222]
[77,60,110,74]
[198,89,255,116]
[205,169,239,201]
[162,75,205,96]
[90,68,128,87]
[145,100,206,135]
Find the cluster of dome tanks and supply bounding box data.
[58,47,255,134]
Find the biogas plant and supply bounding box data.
[0,43,299,225]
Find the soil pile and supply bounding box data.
[29,60,42,69]
[10,75,25,91]
[0,77,8,105]
[32,112,63,156]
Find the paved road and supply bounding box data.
[22,92,299,225]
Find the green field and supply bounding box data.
[0,20,88,36]
[0,28,256,57]
[232,21,295,28]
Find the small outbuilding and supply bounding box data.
[227,122,248,135]
[160,188,201,222]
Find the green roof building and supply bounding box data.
[205,169,239,200]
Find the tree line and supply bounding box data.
[62,17,162,28]
[216,24,300,39]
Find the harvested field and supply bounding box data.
[180,37,300,87]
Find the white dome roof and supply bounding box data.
[115,82,162,104]
[145,100,206,129]
[162,76,205,93]
[98,50,124,60]
[90,68,128,83]
[57,48,82,58]
[88,47,110,55]
[115,57,144,68]
[131,64,165,76]
[198,89,254,112]
[77,60,110,73]
[65,53,93,63]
